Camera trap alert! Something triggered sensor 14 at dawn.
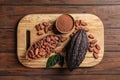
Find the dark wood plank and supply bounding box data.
[0,0,120,5]
[0,52,120,75]
[1,28,120,53]
[0,75,120,80]
[0,6,120,29]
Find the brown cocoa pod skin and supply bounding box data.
[66,30,88,71]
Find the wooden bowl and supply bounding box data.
[56,14,74,33]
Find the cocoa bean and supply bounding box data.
[37,31,44,35]
[81,20,87,26]
[61,37,67,42]
[93,47,99,54]
[88,47,93,52]
[95,44,101,50]
[88,34,94,39]
[90,39,97,44]
[93,53,99,59]
[84,26,89,32]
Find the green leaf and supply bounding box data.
[46,54,64,68]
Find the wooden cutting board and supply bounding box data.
[17,14,104,68]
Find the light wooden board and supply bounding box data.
[17,14,104,68]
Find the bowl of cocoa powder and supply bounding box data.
[56,14,74,33]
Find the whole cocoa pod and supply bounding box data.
[66,30,88,71]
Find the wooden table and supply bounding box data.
[0,0,120,80]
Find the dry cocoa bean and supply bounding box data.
[84,26,89,32]
[73,30,78,34]
[42,22,49,26]
[35,48,39,55]
[61,37,67,42]
[39,48,46,56]
[44,26,49,33]
[75,26,79,30]
[26,35,61,60]
[46,37,51,42]
[50,35,55,41]
[55,49,62,53]
[54,36,59,41]
[37,31,44,35]
[75,20,79,27]
[39,23,44,29]
[81,20,87,26]
[35,25,40,31]
[88,47,93,52]
[57,43,61,47]
[93,53,99,59]
[95,44,101,50]
[93,47,99,54]
[89,44,95,48]
[88,34,94,39]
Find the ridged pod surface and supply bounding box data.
[66,30,88,71]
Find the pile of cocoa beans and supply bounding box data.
[35,22,53,35]
[26,35,61,60]
[88,34,101,59]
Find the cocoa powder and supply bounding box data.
[56,14,74,33]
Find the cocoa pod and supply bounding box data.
[66,30,88,71]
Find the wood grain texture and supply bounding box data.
[17,14,104,68]
[0,0,120,5]
[0,0,120,79]
[0,75,120,80]
[0,6,120,29]
[0,52,120,75]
